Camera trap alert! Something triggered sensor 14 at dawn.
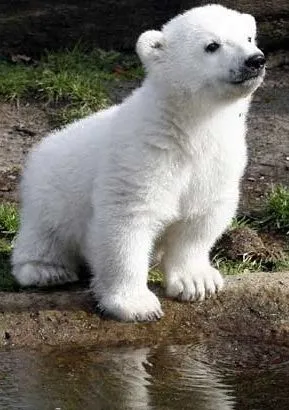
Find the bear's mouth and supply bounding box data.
[229,67,265,85]
[230,74,259,85]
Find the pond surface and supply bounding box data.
[0,342,288,410]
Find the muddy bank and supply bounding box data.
[0,272,288,348]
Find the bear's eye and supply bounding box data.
[205,42,220,53]
[248,37,252,43]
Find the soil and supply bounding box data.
[241,56,289,213]
[0,102,49,201]
[216,227,269,261]
[0,272,289,348]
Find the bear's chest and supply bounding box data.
[176,132,247,215]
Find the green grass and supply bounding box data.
[212,252,289,275]
[230,216,252,230]
[54,104,95,125]
[212,254,263,275]
[229,186,289,234]
[261,185,289,232]
[148,267,164,285]
[0,63,35,100]
[0,204,19,291]
[0,47,144,125]
[0,203,19,234]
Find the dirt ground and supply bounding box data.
[0,103,49,200]
[0,52,288,214]
[0,272,289,349]
[241,53,289,213]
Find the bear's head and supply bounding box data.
[136,5,265,102]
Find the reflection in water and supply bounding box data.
[0,344,288,409]
[147,345,234,410]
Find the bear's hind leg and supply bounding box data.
[12,224,78,287]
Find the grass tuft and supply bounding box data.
[262,185,289,232]
[230,216,252,230]
[212,252,289,275]
[148,267,164,285]
[0,204,19,291]
[0,62,34,101]
[212,254,263,275]
[0,46,144,125]
[0,203,19,234]
[55,105,95,126]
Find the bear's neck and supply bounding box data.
[137,78,251,128]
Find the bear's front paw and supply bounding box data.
[166,266,224,302]
[96,288,164,322]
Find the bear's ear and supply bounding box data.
[136,30,165,69]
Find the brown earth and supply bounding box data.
[241,54,289,213]
[0,272,289,348]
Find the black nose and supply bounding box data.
[245,54,266,70]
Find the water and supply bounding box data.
[0,343,288,410]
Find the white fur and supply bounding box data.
[12,5,265,321]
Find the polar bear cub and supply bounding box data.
[12,4,265,321]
